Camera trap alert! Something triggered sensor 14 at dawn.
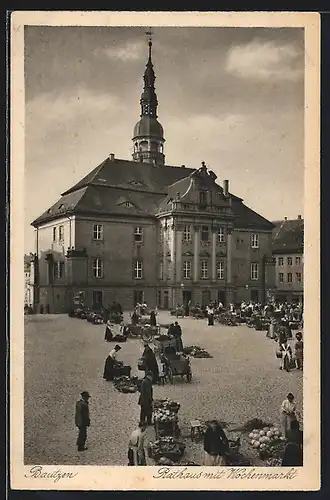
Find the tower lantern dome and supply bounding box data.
[132,30,165,166]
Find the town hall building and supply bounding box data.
[30,36,276,313]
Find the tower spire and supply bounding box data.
[132,29,165,166]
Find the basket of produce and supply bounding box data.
[148,437,186,463]
[113,375,138,393]
[153,398,180,413]
[248,426,286,455]
[153,408,179,424]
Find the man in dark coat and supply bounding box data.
[172,321,183,352]
[138,372,153,425]
[142,343,159,382]
[75,391,91,451]
[149,310,157,326]
[167,323,176,337]
[203,420,229,466]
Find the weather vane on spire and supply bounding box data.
[145,27,153,45]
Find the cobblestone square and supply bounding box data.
[24,312,302,465]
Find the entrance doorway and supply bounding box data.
[133,290,144,306]
[163,290,169,309]
[251,290,259,303]
[201,290,211,307]
[217,290,226,306]
[92,290,103,310]
[182,290,192,308]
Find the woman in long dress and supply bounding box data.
[104,320,113,342]
[279,339,293,371]
[103,345,122,381]
[294,332,303,370]
[280,393,297,438]
[207,306,214,326]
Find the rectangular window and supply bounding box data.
[278,257,284,266]
[279,273,284,283]
[251,263,259,280]
[287,272,293,283]
[134,260,143,279]
[199,191,207,206]
[218,227,225,243]
[183,225,191,242]
[201,225,209,242]
[134,226,143,242]
[53,227,57,242]
[59,225,64,242]
[53,261,64,279]
[159,261,164,280]
[296,272,302,283]
[183,261,191,279]
[287,257,292,266]
[216,261,224,280]
[92,258,103,278]
[295,256,301,266]
[251,233,259,249]
[93,224,103,240]
[201,260,208,279]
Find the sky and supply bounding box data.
[24,26,304,253]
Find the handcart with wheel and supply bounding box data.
[153,335,192,383]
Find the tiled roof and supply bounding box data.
[62,157,195,196]
[232,201,275,230]
[32,156,274,231]
[272,218,304,253]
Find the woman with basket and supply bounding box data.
[280,393,299,438]
[278,339,294,372]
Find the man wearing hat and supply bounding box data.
[75,391,91,452]
[138,372,154,425]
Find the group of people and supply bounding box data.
[74,389,303,467]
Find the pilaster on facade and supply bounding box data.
[226,227,233,285]
[193,225,200,282]
[211,227,217,282]
[175,228,183,284]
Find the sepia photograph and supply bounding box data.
[10,11,320,491]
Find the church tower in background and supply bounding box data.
[132,30,165,165]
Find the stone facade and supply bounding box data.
[33,163,275,313]
[272,217,304,303]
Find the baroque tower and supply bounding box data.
[132,30,165,165]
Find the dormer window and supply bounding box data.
[123,201,134,208]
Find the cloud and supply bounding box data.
[96,40,146,62]
[225,38,303,82]
[26,87,123,127]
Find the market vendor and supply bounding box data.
[128,422,148,466]
[138,372,154,426]
[103,345,122,381]
[203,420,229,466]
[104,320,114,342]
[142,343,159,383]
[172,321,183,352]
[149,309,157,326]
[131,309,140,325]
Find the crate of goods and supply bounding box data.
[148,437,186,463]
[153,399,180,413]
[154,408,180,438]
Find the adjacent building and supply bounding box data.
[272,216,304,303]
[31,37,276,313]
[24,254,34,307]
